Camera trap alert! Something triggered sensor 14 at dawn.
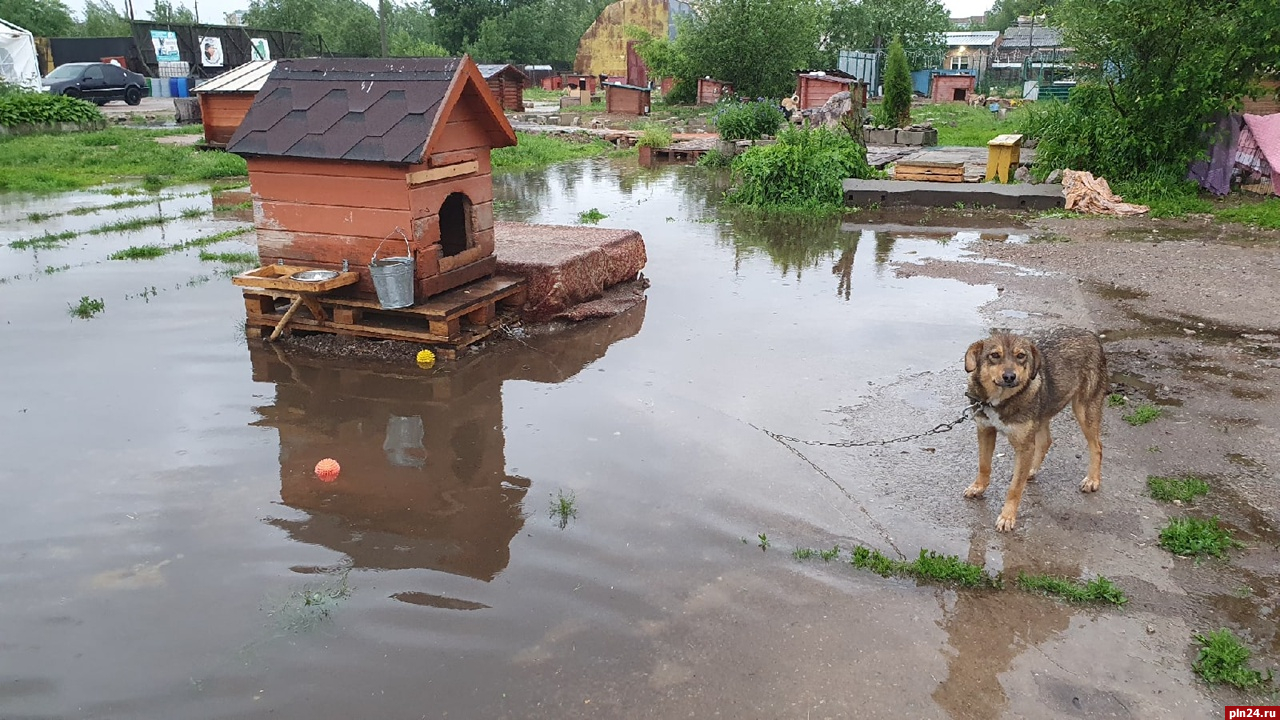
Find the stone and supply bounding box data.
[867,128,897,145]
[1014,166,1032,184]
[1045,168,1063,184]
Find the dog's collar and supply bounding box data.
[965,392,994,411]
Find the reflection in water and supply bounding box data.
[932,534,1076,719]
[250,302,646,585]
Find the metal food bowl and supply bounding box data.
[290,269,340,283]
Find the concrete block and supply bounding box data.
[867,129,897,145]
[897,130,926,146]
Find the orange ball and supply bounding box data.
[314,458,341,483]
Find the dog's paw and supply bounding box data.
[963,482,987,498]
[1080,475,1101,493]
[995,512,1017,532]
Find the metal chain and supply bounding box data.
[756,401,985,448]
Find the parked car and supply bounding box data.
[42,62,149,106]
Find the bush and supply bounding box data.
[636,124,673,149]
[0,92,104,127]
[713,100,784,141]
[725,126,875,212]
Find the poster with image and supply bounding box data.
[200,36,224,67]
[151,30,179,63]
[251,38,271,61]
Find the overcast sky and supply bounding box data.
[65,0,994,27]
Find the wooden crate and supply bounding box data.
[242,274,527,359]
[893,160,965,183]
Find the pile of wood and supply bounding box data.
[892,150,965,183]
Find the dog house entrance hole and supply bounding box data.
[953,88,967,101]
[440,192,472,257]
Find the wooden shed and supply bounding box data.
[603,82,651,115]
[193,60,275,148]
[696,77,733,105]
[226,56,518,303]
[795,69,867,111]
[478,63,528,112]
[931,73,977,103]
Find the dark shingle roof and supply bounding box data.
[227,57,500,165]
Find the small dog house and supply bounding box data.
[603,82,650,115]
[696,78,733,105]
[193,60,275,148]
[226,56,517,303]
[932,73,977,103]
[795,69,867,111]
[478,63,528,111]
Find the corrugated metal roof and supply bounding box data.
[944,31,1001,48]
[477,63,527,80]
[194,60,276,94]
[226,57,515,165]
[1000,26,1065,48]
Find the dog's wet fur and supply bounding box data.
[963,328,1107,532]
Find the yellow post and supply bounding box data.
[985,133,1024,183]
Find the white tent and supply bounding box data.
[0,18,42,91]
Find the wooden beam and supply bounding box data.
[406,160,479,187]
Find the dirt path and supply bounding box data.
[889,211,1280,708]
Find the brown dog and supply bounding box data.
[962,328,1107,532]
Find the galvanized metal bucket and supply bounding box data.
[369,228,415,309]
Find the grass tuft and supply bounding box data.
[1106,392,1127,408]
[9,229,78,249]
[1016,573,1128,605]
[1192,629,1273,689]
[88,215,168,235]
[549,489,577,529]
[1158,516,1242,558]
[198,250,258,264]
[109,244,168,260]
[577,207,607,224]
[850,545,1001,588]
[1215,197,1280,229]
[68,296,104,319]
[1147,475,1210,503]
[1122,402,1162,426]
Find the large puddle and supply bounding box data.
[0,161,1205,718]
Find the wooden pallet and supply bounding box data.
[242,274,527,360]
[893,150,966,183]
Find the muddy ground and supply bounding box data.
[3,163,1278,719]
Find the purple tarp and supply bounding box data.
[1188,114,1243,197]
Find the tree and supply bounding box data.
[0,0,76,37]
[464,0,607,65]
[882,37,911,126]
[431,0,513,54]
[677,0,825,98]
[78,0,131,37]
[244,0,380,56]
[149,0,196,23]
[1040,0,1280,180]
[982,0,1061,32]
[825,0,949,68]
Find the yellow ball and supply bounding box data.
[416,349,436,366]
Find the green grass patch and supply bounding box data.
[636,124,673,149]
[1192,629,1273,689]
[1106,392,1127,408]
[1215,197,1280,229]
[109,244,168,260]
[67,197,160,216]
[180,207,209,219]
[0,127,247,192]
[1016,573,1128,605]
[1159,516,1242,558]
[198,250,258,264]
[43,264,70,275]
[549,489,578,529]
[1147,475,1210,503]
[577,207,607,224]
[88,215,168,235]
[1110,175,1214,218]
[793,545,841,562]
[68,296,104,319]
[850,545,1001,588]
[1122,402,1162,426]
[726,126,876,215]
[491,132,618,172]
[869,102,1030,147]
[9,229,78,249]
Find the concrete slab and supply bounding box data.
[843,179,1065,210]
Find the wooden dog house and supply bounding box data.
[603,82,651,115]
[931,73,977,103]
[193,60,275,148]
[227,56,518,303]
[478,63,528,111]
[696,78,733,105]
[795,69,867,111]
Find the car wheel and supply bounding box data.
[125,86,142,106]
[63,87,81,98]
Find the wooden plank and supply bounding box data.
[408,173,494,218]
[406,160,480,186]
[245,312,503,349]
[428,150,478,167]
[892,171,966,183]
[988,134,1024,146]
[250,172,410,210]
[242,274,524,322]
[256,201,414,239]
[232,265,360,293]
[247,156,408,181]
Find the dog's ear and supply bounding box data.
[1027,342,1042,380]
[964,340,985,373]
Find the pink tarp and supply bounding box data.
[1242,113,1280,195]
